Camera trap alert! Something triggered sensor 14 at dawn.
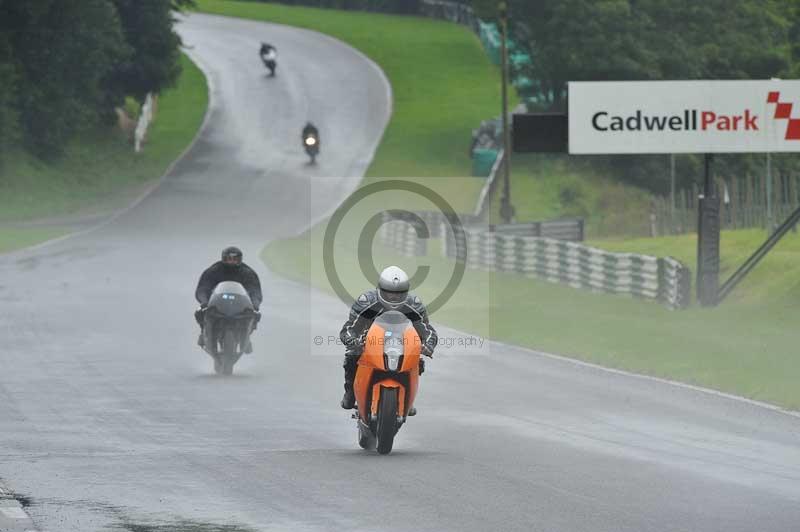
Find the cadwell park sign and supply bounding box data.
[568,80,800,154]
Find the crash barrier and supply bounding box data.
[443,229,691,309]
[379,218,429,257]
[378,210,689,308]
[134,92,154,153]
[379,211,585,256]
[378,210,481,258]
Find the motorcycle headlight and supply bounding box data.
[384,332,404,371]
[305,136,317,146]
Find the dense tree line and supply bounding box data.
[0,0,192,162]
[489,0,797,111]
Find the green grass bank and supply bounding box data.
[0,53,208,254]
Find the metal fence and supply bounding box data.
[484,219,585,241]
[653,174,800,235]
[419,0,478,30]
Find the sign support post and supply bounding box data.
[696,154,720,306]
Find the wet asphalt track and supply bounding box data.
[1,13,799,532]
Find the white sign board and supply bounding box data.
[568,80,800,154]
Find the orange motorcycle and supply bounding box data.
[352,311,422,454]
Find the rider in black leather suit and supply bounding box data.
[339,266,437,413]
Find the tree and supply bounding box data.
[0,18,19,166]
[5,0,129,158]
[109,0,190,102]
[500,0,793,111]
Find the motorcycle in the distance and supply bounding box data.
[303,131,319,164]
[201,281,259,375]
[352,311,423,454]
[260,46,277,76]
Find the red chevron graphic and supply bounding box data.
[767,91,800,140]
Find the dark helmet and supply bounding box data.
[377,266,410,310]
[221,246,243,269]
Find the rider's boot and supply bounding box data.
[341,382,355,410]
[341,355,358,409]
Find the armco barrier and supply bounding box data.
[378,211,690,308]
[379,219,428,257]
[442,229,691,309]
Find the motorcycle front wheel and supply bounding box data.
[375,387,399,455]
[221,329,237,376]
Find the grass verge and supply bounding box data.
[0,53,208,252]
[0,227,71,255]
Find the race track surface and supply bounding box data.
[0,13,798,532]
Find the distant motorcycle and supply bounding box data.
[303,130,320,164]
[201,281,259,375]
[351,311,423,454]
[260,45,277,76]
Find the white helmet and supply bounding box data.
[377,266,410,310]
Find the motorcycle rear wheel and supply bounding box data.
[375,387,398,455]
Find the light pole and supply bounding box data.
[498,1,515,224]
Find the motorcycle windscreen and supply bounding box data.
[373,311,412,372]
[208,281,253,317]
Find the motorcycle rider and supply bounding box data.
[259,42,276,60]
[302,122,319,145]
[259,42,277,75]
[339,266,437,414]
[195,246,263,353]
